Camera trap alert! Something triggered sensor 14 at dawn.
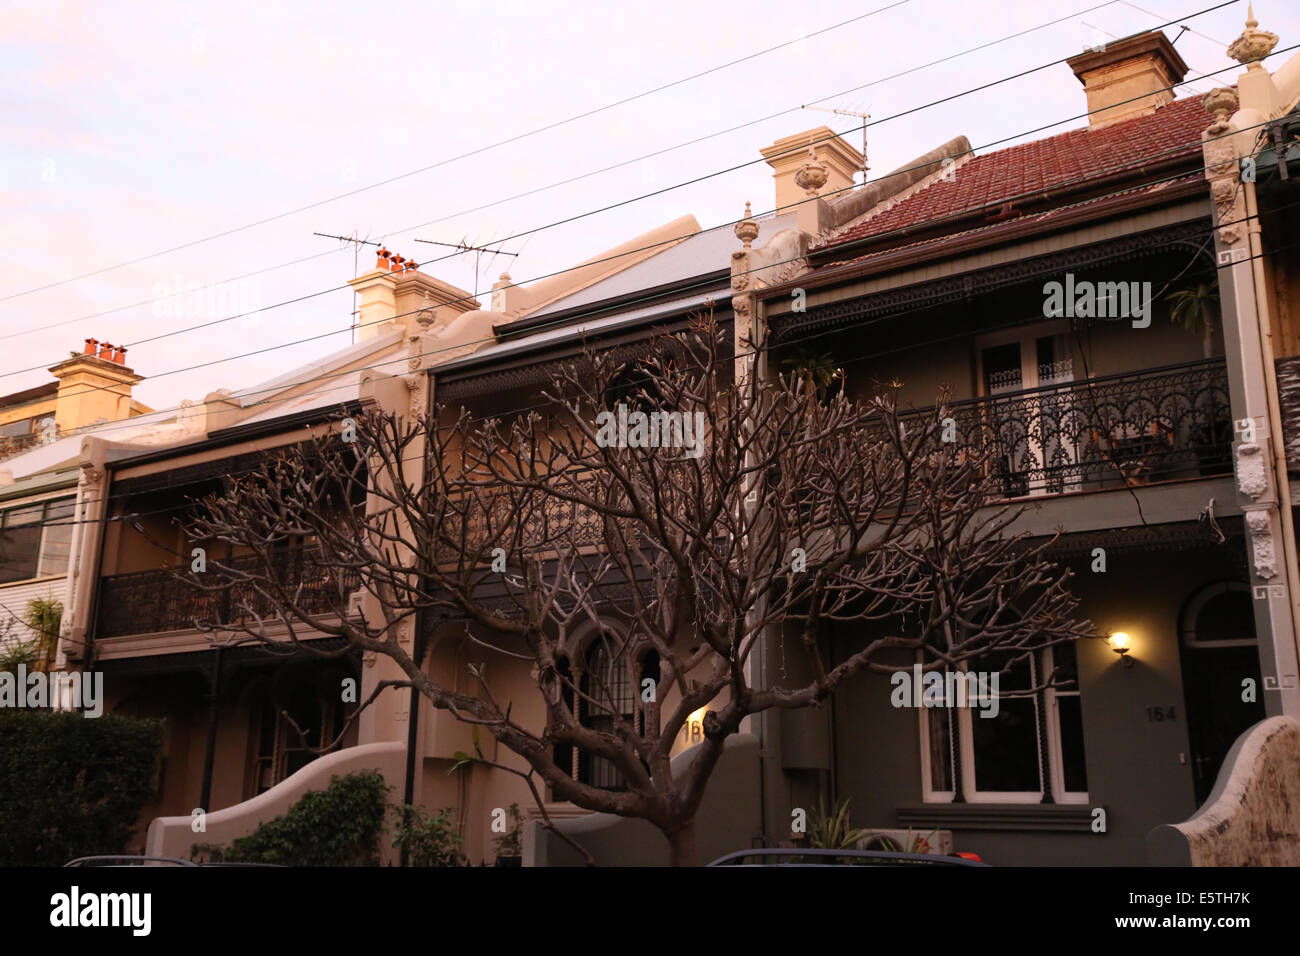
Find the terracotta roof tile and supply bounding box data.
[818,95,1212,253]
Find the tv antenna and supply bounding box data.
[414,236,519,299]
[315,231,380,344]
[800,105,870,181]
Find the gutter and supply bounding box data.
[106,399,365,472]
[492,270,730,339]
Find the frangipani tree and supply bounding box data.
[187,313,1092,865]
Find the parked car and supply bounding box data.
[707,848,989,866]
[65,855,282,867]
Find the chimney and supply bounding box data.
[760,126,864,232]
[1067,30,1188,131]
[47,338,143,432]
[347,249,480,341]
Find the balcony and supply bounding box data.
[96,549,360,639]
[939,358,1232,498]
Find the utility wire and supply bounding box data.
[9,46,1282,439]
[0,1,911,304]
[33,174,1298,531]
[0,0,1123,345]
[0,1,1231,363]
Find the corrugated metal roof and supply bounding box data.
[528,211,797,318]
[434,290,722,377]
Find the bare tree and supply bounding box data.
[186,313,1093,866]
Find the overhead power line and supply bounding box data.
[0,0,1243,386]
[0,0,1126,345]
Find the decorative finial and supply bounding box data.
[1203,87,1239,130]
[794,145,830,198]
[735,201,759,249]
[416,289,436,329]
[1228,3,1277,70]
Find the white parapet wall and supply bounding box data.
[146,741,407,863]
[1147,716,1300,865]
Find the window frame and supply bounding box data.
[917,644,1090,806]
[0,495,76,586]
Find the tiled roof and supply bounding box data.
[818,173,1204,272]
[817,95,1212,253]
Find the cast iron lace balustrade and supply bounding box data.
[96,549,360,638]
[896,358,1232,498]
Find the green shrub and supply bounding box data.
[492,802,523,860]
[0,710,162,866]
[193,771,389,866]
[391,804,465,867]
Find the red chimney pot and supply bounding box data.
[98,342,113,359]
[114,346,127,365]
[84,338,97,354]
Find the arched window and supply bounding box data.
[549,630,659,796]
[1181,581,1256,647]
[579,632,635,791]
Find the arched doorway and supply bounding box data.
[1178,581,1265,806]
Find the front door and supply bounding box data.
[1178,582,1265,806]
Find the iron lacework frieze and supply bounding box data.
[771,219,1212,343]
[96,549,361,639]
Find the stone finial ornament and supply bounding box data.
[1227,3,1278,70]
[794,145,830,197]
[416,289,436,329]
[735,202,759,249]
[1203,87,1239,130]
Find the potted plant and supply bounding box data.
[807,797,868,863]
[493,802,523,867]
[1166,281,1220,359]
[781,349,845,403]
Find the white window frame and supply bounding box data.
[917,646,1089,805]
[0,494,75,586]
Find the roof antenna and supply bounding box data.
[315,231,381,344]
[800,105,870,183]
[413,237,518,300]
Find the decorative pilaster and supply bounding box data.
[1202,86,1246,246]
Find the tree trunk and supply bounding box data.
[667,821,698,867]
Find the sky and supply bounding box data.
[2,0,1297,420]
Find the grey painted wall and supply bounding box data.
[818,544,1249,865]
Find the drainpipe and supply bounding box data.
[1243,174,1300,717]
[199,645,222,812]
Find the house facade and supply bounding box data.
[12,18,1298,867]
[1,342,153,664]
[734,22,1300,864]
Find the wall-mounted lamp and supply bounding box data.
[1108,631,1134,667]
